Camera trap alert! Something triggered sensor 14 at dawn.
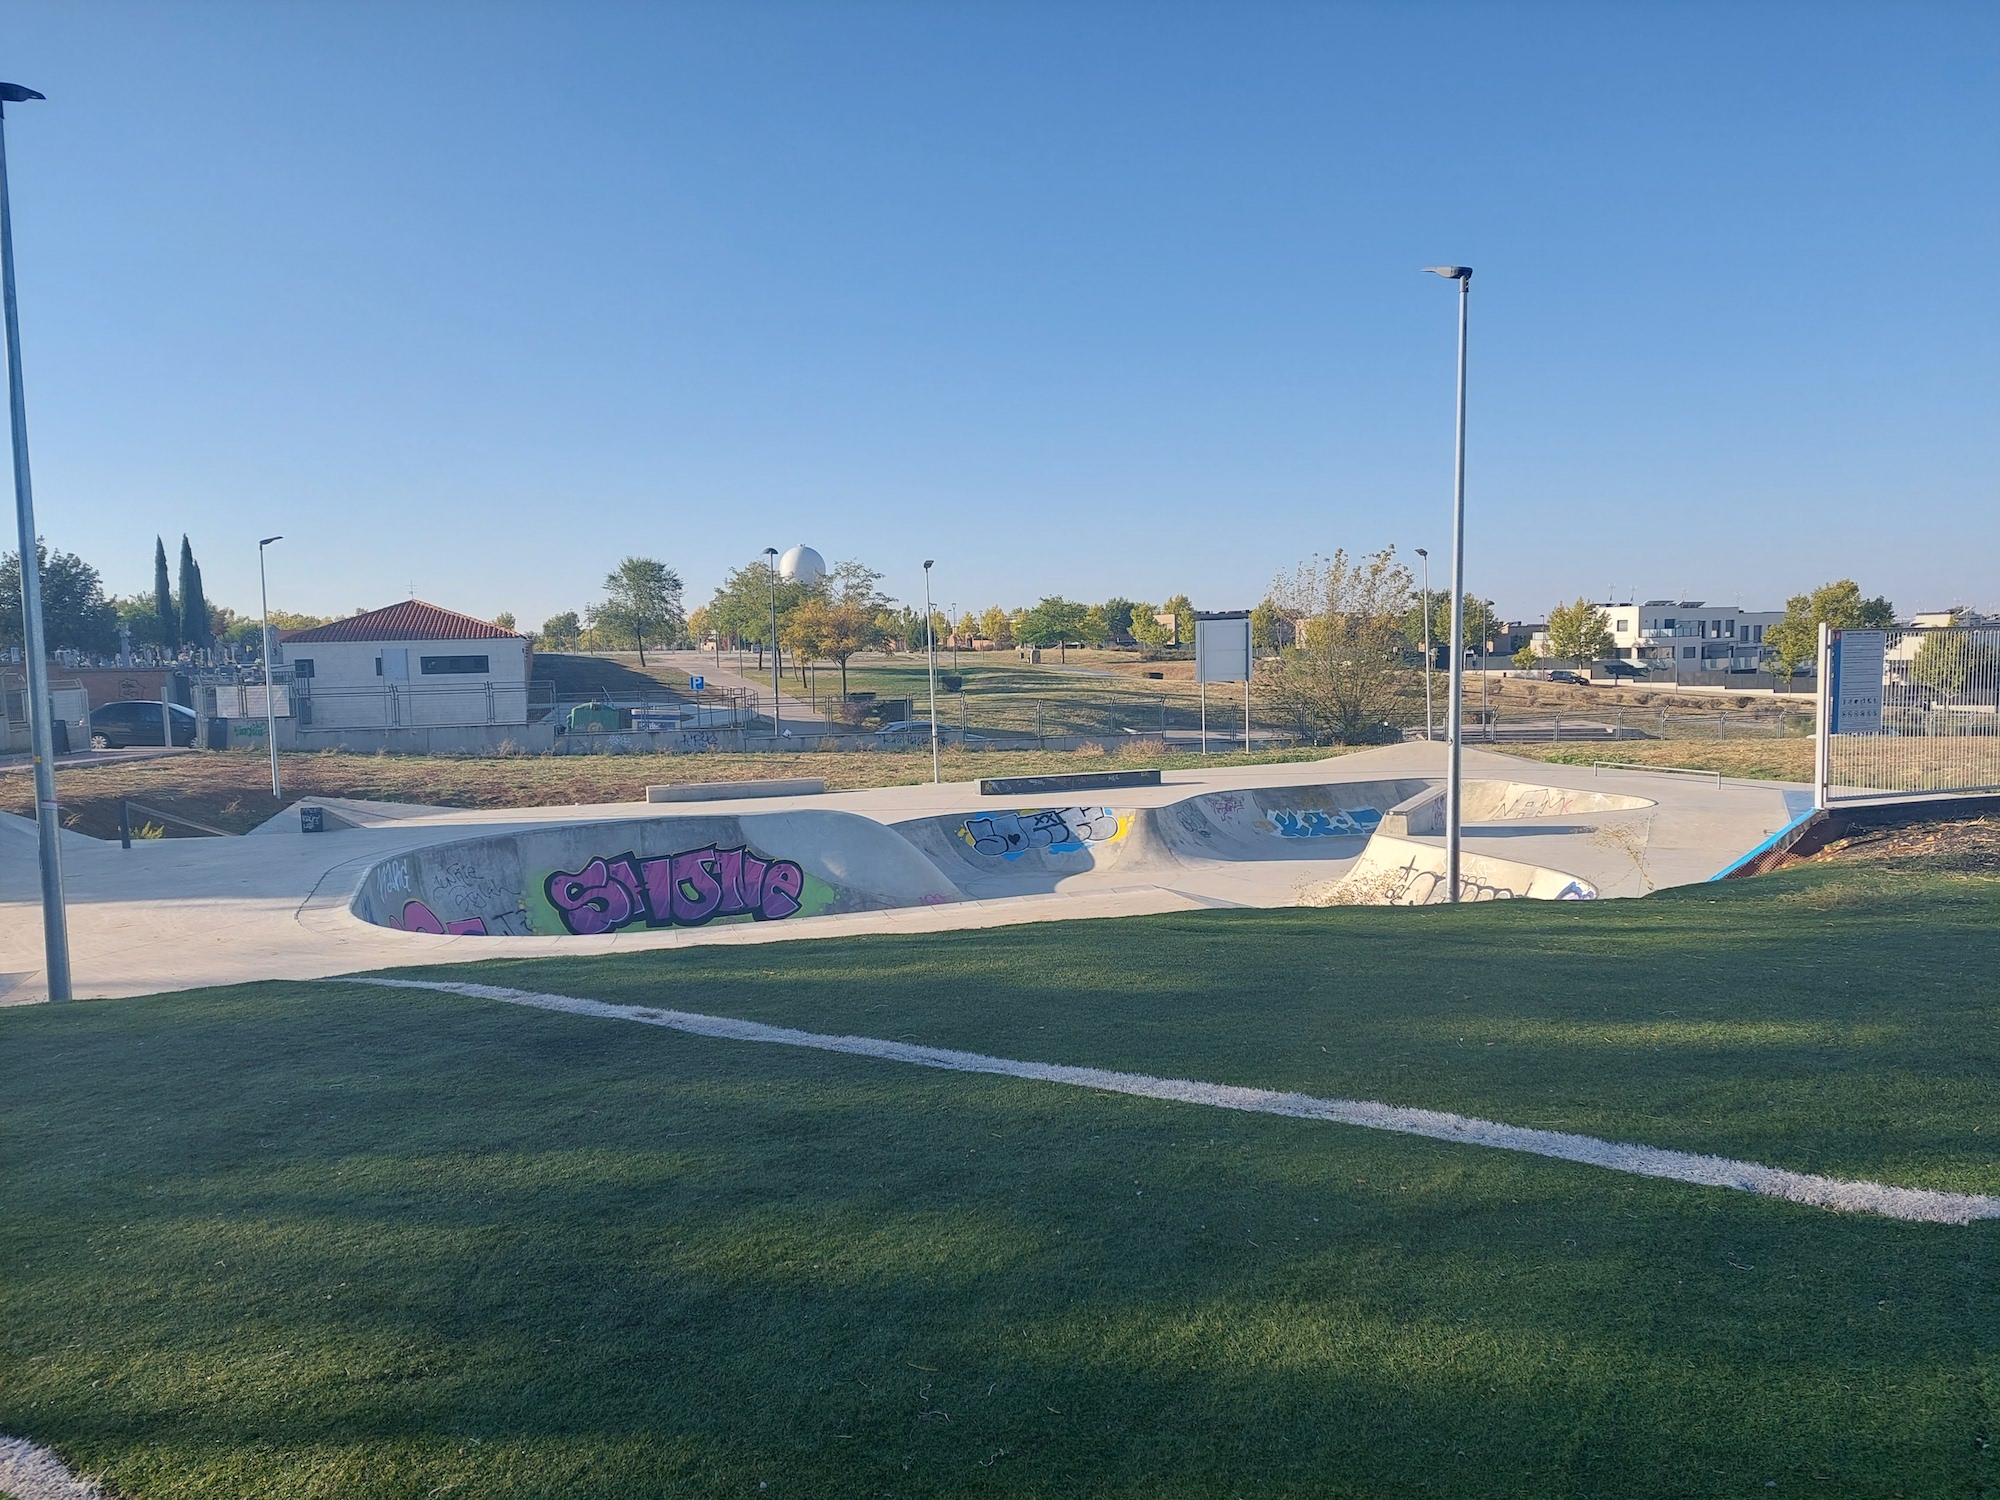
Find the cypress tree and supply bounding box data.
[178,535,211,649]
[152,536,177,651]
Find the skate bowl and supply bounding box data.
[351,810,965,937]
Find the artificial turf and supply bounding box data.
[2,855,1996,1498]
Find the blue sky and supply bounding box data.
[5,1,1995,629]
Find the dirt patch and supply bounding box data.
[1807,815,2000,875]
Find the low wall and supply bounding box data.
[273,720,557,756]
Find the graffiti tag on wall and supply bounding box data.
[959,807,1122,858]
[543,844,808,935]
[1268,807,1383,839]
[388,899,535,936]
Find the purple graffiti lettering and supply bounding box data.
[670,848,725,924]
[741,852,770,910]
[544,857,641,935]
[713,846,746,912]
[543,844,811,935]
[398,899,447,933]
[445,916,490,935]
[761,860,804,920]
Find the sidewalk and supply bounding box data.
[665,650,833,730]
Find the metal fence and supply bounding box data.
[1816,624,2000,805]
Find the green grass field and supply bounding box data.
[3,855,1996,1497]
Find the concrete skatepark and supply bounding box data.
[0,743,1817,1004]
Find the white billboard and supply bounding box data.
[1194,612,1251,684]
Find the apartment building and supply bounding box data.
[1534,600,1782,672]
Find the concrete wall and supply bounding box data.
[351,809,964,936]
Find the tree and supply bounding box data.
[177,535,212,650]
[1160,594,1196,648]
[589,556,685,666]
[1080,605,1114,648]
[0,540,118,653]
[1403,594,1499,664]
[152,536,177,652]
[1129,605,1175,649]
[827,559,891,610]
[954,610,978,647]
[1513,644,1542,670]
[978,605,1014,649]
[1250,600,1293,651]
[1765,580,1896,677]
[1255,549,1415,744]
[704,558,809,667]
[540,611,582,651]
[492,612,517,632]
[1096,598,1142,645]
[1543,598,1615,664]
[1015,596,1091,663]
[1909,630,2000,700]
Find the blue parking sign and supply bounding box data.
[689,675,705,692]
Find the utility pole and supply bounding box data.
[1,81,70,999]
[1423,264,1472,902]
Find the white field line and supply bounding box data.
[352,978,2000,1226]
[0,1436,111,1500]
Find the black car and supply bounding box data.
[89,700,198,749]
[1547,670,1592,687]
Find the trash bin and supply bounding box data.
[301,806,325,833]
[204,716,230,750]
[50,719,70,754]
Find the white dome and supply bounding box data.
[778,545,826,585]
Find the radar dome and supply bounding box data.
[778,545,826,586]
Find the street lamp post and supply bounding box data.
[923,560,939,784]
[950,601,958,670]
[762,547,781,743]
[1422,264,1472,903]
[0,82,69,1001]
[258,536,283,798]
[1415,547,1433,741]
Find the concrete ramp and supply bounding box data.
[352,809,964,937]
[894,806,1144,895]
[1316,832,1597,906]
[1383,780,1654,835]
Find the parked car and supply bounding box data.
[1547,670,1592,687]
[88,700,198,749]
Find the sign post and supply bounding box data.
[1194,611,1253,758]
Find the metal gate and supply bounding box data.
[1815,623,2000,806]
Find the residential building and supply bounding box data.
[1533,601,1782,673]
[281,601,530,732]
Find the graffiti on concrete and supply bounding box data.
[543,844,808,935]
[959,807,1122,859]
[388,898,535,937]
[1268,806,1383,839]
[1374,857,1596,905]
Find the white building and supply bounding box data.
[1535,600,1782,673]
[281,601,530,731]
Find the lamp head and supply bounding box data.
[1421,265,1473,281]
[923,559,934,570]
[260,535,283,547]
[763,546,778,557]
[1415,547,1427,558]
[0,84,46,105]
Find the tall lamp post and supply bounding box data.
[1,82,69,1001]
[762,546,781,742]
[1415,547,1433,741]
[922,560,939,784]
[258,536,283,798]
[1422,264,1472,903]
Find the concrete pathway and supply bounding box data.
[663,649,834,729]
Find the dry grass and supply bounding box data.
[1506,738,1816,782]
[0,743,1346,840]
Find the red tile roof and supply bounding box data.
[280,601,523,644]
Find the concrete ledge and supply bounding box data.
[979,768,1163,796]
[647,778,826,803]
